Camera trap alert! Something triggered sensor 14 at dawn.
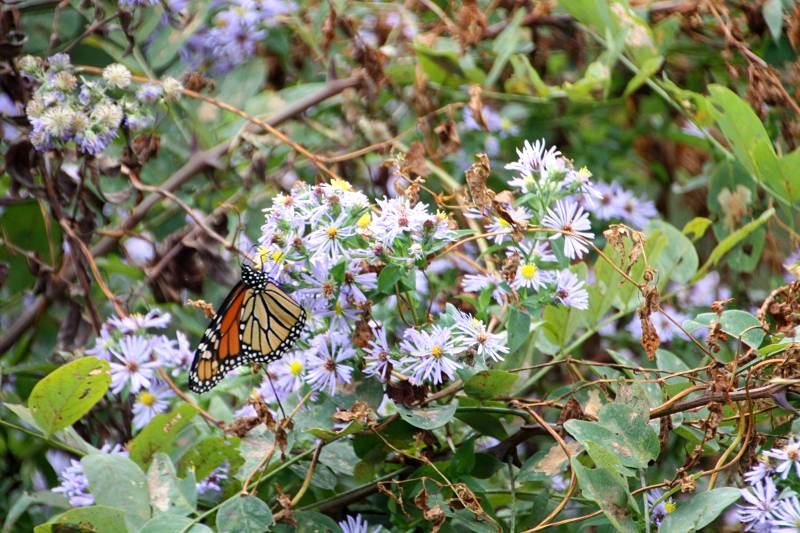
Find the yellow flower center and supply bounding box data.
[139,391,156,407]
[330,178,353,191]
[664,501,676,513]
[289,360,303,376]
[577,166,592,179]
[357,213,371,229]
[334,301,344,315]
[326,226,338,238]
[521,264,537,279]
[431,346,443,358]
[498,217,510,227]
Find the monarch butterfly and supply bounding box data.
[188,264,306,393]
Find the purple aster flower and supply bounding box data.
[306,212,355,262]
[452,309,508,362]
[304,332,355,395]
[564,166,603,207]
[52,443,126,507]
[47,53,71,70]
[646,489,676,528]
[554,269,589,310]
[485,206,531,245]
[108,335,160,394]
[772,495,800,532]
[745,461,773,486]
[461,272,509,306]
[363,321,399,382]
[108,309,171,333]
[338,514,382,533]
[620,193,658,229]
[512,261,552,292]
[135,83,163,102]
[541,199,595,260]
[86,327,116,360]
[340,261,377,305]
[197,462,228,496]
[370,196,430,247]
[589,182,628,221]
[153,331,193,374]
[785,248,800,282]
[399,326,463,386]
[737,477,779,531]
[124,236,155,267]
[132,381,173,430]
[505,139,561,182]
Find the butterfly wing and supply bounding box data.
[239,280,306,364]
[188,282,250,393]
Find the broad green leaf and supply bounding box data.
[682,217,712,242]
[655,349,691,385]
[659,488,741,533]
[147,453,196,516]
[139,514,213,533]
[565,402,659,472]
[294,511,342,532]
[693,207,774,280]
[684,310,765,350]
[28,356,110,436]
[236,431,275,482]
[5,491,68,533]
[34,505,126,533]
[377,264,404,294]
[318,440,359,476]
[395,400,458,430]
[178,436,244,480]
[573,462,638,533]
[486,9,528,87]
[464,370,518,400]
[647,220,698,284]
[82,454,150,530]
[455,411,509,441]
[507,307,531,353]
[216,496,273,533]
[216,60,269,110]
[147,1,208,69]
[129,403,198,467]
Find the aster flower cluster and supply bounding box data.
[461,139,600,310]
[18,54,178,155]
[178,0,296,73]
[737,437,800,532]
[86,309,187,430]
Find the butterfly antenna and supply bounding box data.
[265,370,287,420]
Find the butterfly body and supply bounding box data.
[188,265,306,393]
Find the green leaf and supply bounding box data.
[655,349,691,385]
[693,208,774,281]
[82,454,151,530]
[682,217,712,242]
[34,505,127,533]
[565,402,659,472]
[454,411,509,441]
[464,370,518,400]
[646,220,698,284]
[486,9,528,87]
[5,491,68,533]
[216,496,274,533]
[178,436,244,480]
[659,488,741,533]
[507,307,532,353]
[236,432,275,482]
[762,0,784,42]
[377,264,404,294]
[147,453,196,516]
[318,440,359,476]
[129,403,198,467]
[293,511,342,532]
[573,462,638,533]
[395,400,459,430]
[27,356,110,436]
[139,514,213,533]
[147,1,208,69]
[684,310,765,349]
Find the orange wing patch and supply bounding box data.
[218,288,246,358]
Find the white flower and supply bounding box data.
[102,64,131,89]
[452,310,508,362]
[109,335,160,394]
[554,269,589,310]
[399,326,462,386]
[363,321,399,382]
[772,495,800,532]
[505,139,561,181]
[132,381,173,430]
[512,262,551,292]
[108,309,171,333]
[765,437,800,479]
[305,333,355,395]
[306,212,355,262]
[370,196,430,247]
[541,199,595,260]
[161,77,183,100]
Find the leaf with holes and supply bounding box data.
[28,356,110,436]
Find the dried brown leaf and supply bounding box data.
[464,153,493,211]
[467,85,488,131]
